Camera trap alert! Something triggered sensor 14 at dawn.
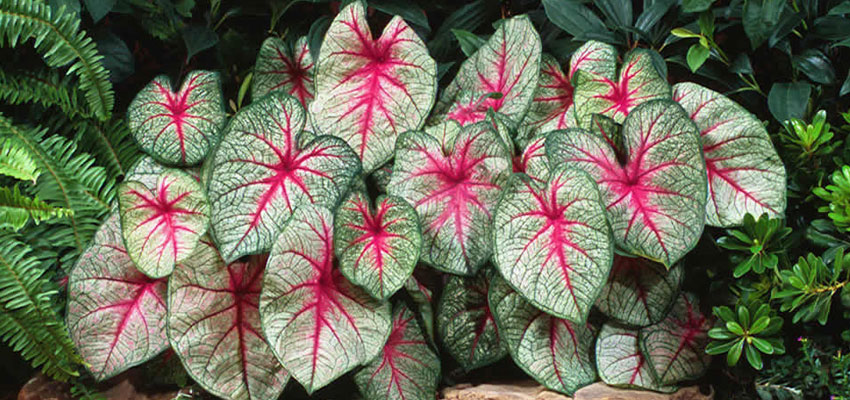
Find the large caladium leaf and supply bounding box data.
[309,2,437,172]
[168,240,288,400]
[207,92,359,262]
[354,304,440,400]
[252,36,314,107]
[547,100,707,267]
[436,271,506,370]
[67,212,168,380]
[127,71,225,166]
[596,255,683,327]
[335,192,421,300]
[520,42,618,140]
[573,49,670,128]
[640,293,711,386]
[488,276,596,395]
[673,82,786,227]
[596,324,675,392]
[118,169,209,278]
[260,205,391,393]
[435,15,541,127]
[388,121,512,275]
[493,166,613,322]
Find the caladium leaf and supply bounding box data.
[519,42,617,140]
[512,136,549,183]
[207,92,360,262]
[252,36,315,107]
[354,304,440,400]
[118,169,209,278]
[640,293,711,386]
[596,324,676,392]
[436,271,506,370]
[388,121,512,275]
[547,100,707,267]
[309,2,437,172]
[673,82,786,227]
[596,255,683,327]
[260,204,391,393]
[335,191,421,299]
[434,15,541,127]
[168,240,288,400]
[67,212,168,380]
[573,49,670,128]
[125,156,168,189]
[127,70,226,166]
[488,275,596,395]
[404,275,435,344]
[493,166,613,322]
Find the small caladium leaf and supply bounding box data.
[371,162,393,194]
[404,275,435,343]
[67,212,168,380]
[673,82,787,227]
[512,136,549,183]
[127,70,225,166]
[434,15,541,127]
[488,275,596,395]
[596,324,676,392]
[436,271,506,370]
[118,169,209,278]
[520,55,576,140]
[252,36,314,107]
[574,49,670,128]
[388,121,512,275]
[640,293,711,386]
[335,191,421,299]
[354,304,440,400]
[207,92,360,262]
[493,166,613,322]
[596,255,683,327]
[168,240,288,400]
[309,2,437,172]
[260,204,391,394]
[547,100,707,267]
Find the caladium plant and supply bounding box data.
[252,36,314,107]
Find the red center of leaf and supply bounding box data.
[145,73,213,162]
[593,57,655,118]
[127,177,201,263]
[343,198,405,296]
[268,44,315,107]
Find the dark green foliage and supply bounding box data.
[718,214,792,278]
[773,251,849,325]
[706,301,785,370]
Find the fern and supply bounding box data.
[0,185,70,231]
[0,138,39,182]
[0,234,82,381]
[0,0,114,120]
[73,119,142,179]
[0,68,91,119]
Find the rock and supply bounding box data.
[440,381,571,399]
[573,383,713,400]
[17,372,181,400]
[17,374,71,400]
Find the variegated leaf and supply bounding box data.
[309,2,437,172]
[640,293,711,386]
[596,255,683,327]
[252,36,314,107]
[512,136,549,183]
[596,324,676,392]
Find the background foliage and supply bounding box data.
[0,0,849,398]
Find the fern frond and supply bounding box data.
[0,69,91,119]
[0,0,114,120]
[0,185,71,231]
[0,234,81,381]
[73,118,142,179]
[0,139,39,182]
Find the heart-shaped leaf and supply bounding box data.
[673,82,786,227]
[207,92,360,262]
[127,70,225,166]
[436,271,507,370]
[547,100,707,267]
[335,191,421,299]
[596,255,683,327]
[493,166,613,322]
[260,204,391,393]
[67,212,168,380]
[512,136,549,183]
[640,293,711,386]
[168,240,289,400]
[596,324,676,392]
[574,49,670,128]
[488,275,596,395]
[388,121,512,275]
[252,36,314,107]
[118,169,209,278]
[520,42,618,140]
[434,15,541,127]
[309,2,437,172]
[354,304,440,400]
